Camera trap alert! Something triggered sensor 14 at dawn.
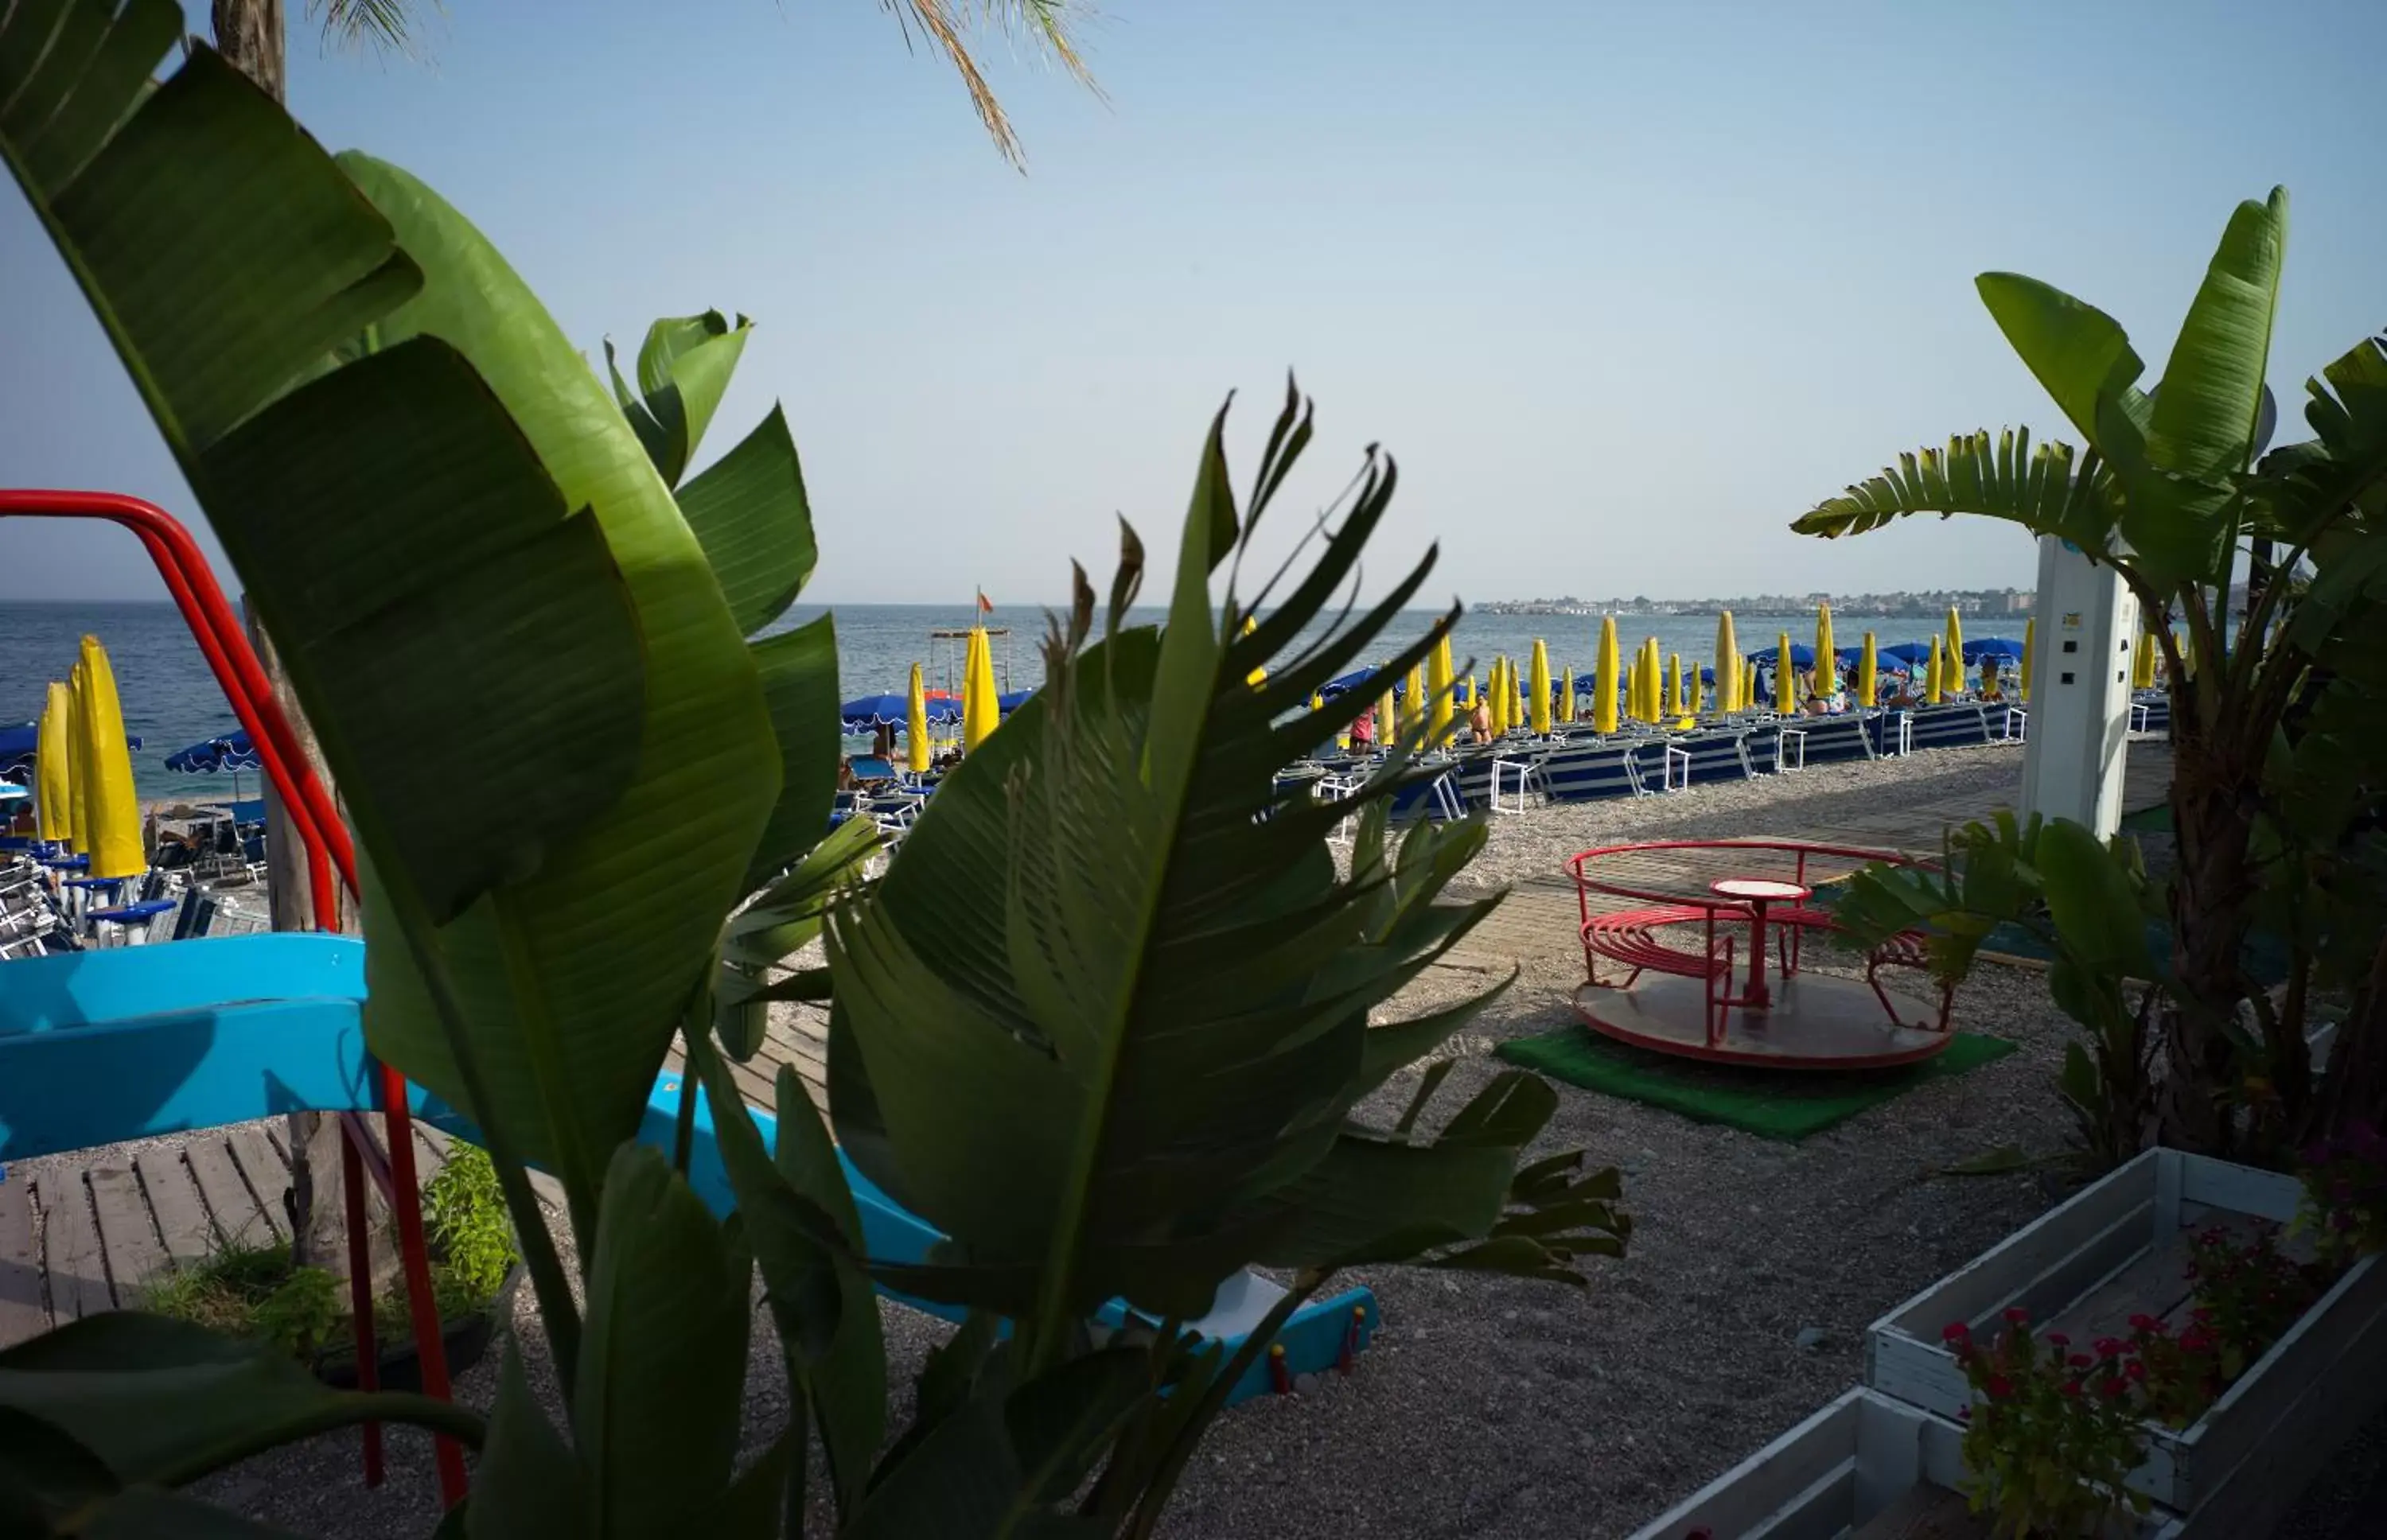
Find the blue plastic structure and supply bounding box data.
[0,935,1377,1404]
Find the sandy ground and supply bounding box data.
[34,741,2362,1534]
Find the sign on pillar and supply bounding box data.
[2020,535,2136,841]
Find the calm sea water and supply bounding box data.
[3,600,1967,801]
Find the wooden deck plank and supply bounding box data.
[87,1165,165,1309]
[0,1177,46,1346]
[186,1135,278,1250]
[41,1172,109,1320]
[137,1148,216,1269]
[227,1128,292,1242]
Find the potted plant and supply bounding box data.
[142,1147,523,1393]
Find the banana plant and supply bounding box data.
[1831,813,2164,1169]
[2,11,1626,1534]
[1792,189,2387,1155]
[685,384,1632,1537]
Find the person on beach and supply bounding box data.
[1468,698,1493,744]
[1349,705,1376,750]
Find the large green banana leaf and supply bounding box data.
[826,387,1559,1366]
[1799,191,2293,593]
[0,10,650,931]
[335,155,781,1226]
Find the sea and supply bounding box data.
[0,600,1965,802]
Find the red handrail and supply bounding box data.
[0,490,463,1506]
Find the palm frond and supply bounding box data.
[878,0,1103,168]
[309,0,436,60]
[1792,427,2122,552]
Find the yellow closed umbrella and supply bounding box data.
[1649,640,1665,720]
[1858,632,1879,710]
[1243,614,1266,687]
[1427,634,1455,746]
[66,659,91,854]
[2133,624,2159,689]
[1630,640,1648,722]
[1715,611,1741,713]
[1816,604,1837,697]
[1595,618,1621,734]
[1528,640,1552,737]
[1489,657,1508,734]
[1461,674,1476,709]
[1377,683,1398,752]
[1925,634,1945,706]
[1775,631,1796,714]
[36,680,75,846]
[75,636,145,879]
[963,624,1001,752]
[1665,653,1680,721]
[1945,607,1965,696]
[1403,662,1426,741]
[2021,617,2036,704]
[906,663,932,775]
[1559,665,1576,725]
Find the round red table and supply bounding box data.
[1710,877,1811,1009]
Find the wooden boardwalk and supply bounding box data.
[0,1119,480,1350]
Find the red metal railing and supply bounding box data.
[0,490,464,1505]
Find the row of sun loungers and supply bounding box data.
[1305,701,2058,822]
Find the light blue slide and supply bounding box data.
[0,934,1377,1404]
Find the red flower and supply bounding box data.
[2003,1306,2031,1324]
[2125,1359,2148,1382]
[2099,1377,2128,1399]
[2128,1312,2160,1332]
[2068,1352,2094,1368]
[1986,1375,2014,1400]
[2046,1332,2071,1348]
[2061,1380,2083,1397]
[2094,1336,2124,1357]
[2180,1326,2214,1353]
[1941,1322,1971,1343]
[2190,1307,2214,1324]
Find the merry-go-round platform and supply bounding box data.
[1566,840,1954,1070]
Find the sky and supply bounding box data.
[2,0,2383,607]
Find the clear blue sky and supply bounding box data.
[4,0,2381,605]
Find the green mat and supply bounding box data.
[1493,1025,2019,1141]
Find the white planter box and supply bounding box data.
[1868,1146,2387,1534]
[1626,1386,2181,1540]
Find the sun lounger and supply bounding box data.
[1903,702,1992,751]
[1535,740,1641,803]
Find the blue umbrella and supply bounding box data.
[1745,643,1816,667]
[998,688,1038,713]
[164,730,261,774]
[1319,669,1377,698]
[1963,636,2025,664]
[1878,641,1935,666]
[0,721,35,762]
[842,694,963,728]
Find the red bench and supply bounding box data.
[1580,905,1736,989]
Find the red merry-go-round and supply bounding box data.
[1567,839,1954,1069]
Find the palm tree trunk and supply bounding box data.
[214,0,383,1283]
[211,0,285,100]
[2158,706,2260,1155]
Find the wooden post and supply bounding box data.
[212,0,384,1287]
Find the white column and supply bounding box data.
[2019,536,2136,840]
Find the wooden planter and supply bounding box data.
[1626,1386,2181,1539]
[1867,1147,2387,1534]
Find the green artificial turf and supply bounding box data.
[1493,1024,2018,1141]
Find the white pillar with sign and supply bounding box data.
[2020,535,2137,841]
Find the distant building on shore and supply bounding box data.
[1478,587,2034,618]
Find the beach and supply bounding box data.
[130,739,2170,1537]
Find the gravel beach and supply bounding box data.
[52,739,2370,1537]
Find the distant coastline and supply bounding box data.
[1476,586,2037,620]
